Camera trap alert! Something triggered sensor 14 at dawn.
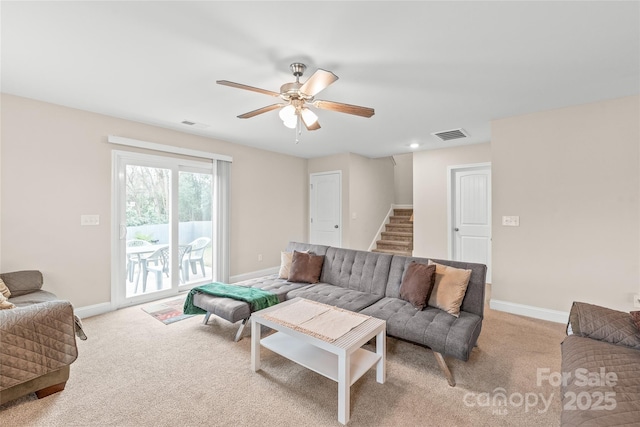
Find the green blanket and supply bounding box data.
[183,282,279,315]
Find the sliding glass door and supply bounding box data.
[113,151,214,307]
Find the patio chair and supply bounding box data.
[139,245,192,291]
[179,244,192,283]
[187,237,211,276]
[126,239,152,283]
[139,246,169,292]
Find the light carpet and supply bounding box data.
[0,291,566,426]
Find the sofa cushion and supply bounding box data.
[568,301,640,350]
[427,261,471,317]
[8,290,59,307]
[1,270,43,297]
[319,247,392,296]
[287,283,383,312]
[284,242,330,257]
[399,262,436,310]
[360,297,482,361]
[289,251,324,284]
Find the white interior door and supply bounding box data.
[450,164,492,282]
[310,171,342,247]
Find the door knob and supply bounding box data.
[334,225,339,228]
[454,228,459,232]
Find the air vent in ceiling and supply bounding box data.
[432,128,468,142]
[181,120,210,130]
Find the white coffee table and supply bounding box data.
[251,297,386,425]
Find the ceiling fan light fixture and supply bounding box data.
[300,107,318,126]
[283,118,298,129]
[279,104,296,122]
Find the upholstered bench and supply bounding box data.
[191,242,330,341]
[192,275,303,341]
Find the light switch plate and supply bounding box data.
[81,214,100,226]
[634,294,640,308]
[502,215,520,227]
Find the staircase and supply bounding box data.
[372,208,413,256]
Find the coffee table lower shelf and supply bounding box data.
[261,332,381,386]
[250,297,386,425]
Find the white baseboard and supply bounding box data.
[230,266,279,283]
[490,299,569,324]
[74,302,113,319]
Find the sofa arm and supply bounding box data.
[0,270,43,297]
[567,301,640,350]
[0,300,78,390]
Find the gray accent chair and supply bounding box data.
[0,271,84,405]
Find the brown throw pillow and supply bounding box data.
[288,251,324,284]
[427,261,472,317]
[631,311,640,332]
[278,250,309,279]
[399,262,436,310]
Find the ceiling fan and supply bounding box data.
[217,63,374,133]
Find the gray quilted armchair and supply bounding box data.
[0,270,84,405]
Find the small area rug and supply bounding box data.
[141,298,195,324]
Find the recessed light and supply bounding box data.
[409,143,420,149]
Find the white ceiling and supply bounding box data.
[2,1,638,159]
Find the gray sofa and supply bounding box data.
[0,270,83,405]
[561,302,640,426]
[193,242,487,386]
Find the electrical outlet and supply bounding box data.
[634,294,640,308]
[258,254,263,262]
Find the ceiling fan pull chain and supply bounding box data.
[295,115,301,144]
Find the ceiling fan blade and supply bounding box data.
[217,80,281,97]
[299,69,338,97]
[313,100,375,118]
[237,104,284,119]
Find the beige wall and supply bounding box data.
[349,154,395,250]
[393,153,413,205]
[308,153,394,250]
[492,96,640,313]
[0,94,307,308]
[413,143,492,259]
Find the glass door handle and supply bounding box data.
[119,224,127,239]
